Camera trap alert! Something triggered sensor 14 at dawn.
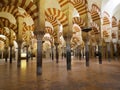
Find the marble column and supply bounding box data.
[53,24,59,63]
[17,42,22,67]
[82,28,92,67]
[34,0,45,75]
[1,50,3,60]
[31,46,33,60]
[55,43,59,63]
[5,46,8,63]
[26,45,29,62]
[98,45,102,64]
[78,46,81,60]
[107,42,111,62]
[113,43,117,60]
[36,36,43,75]
[17,15,24,67]
[61,2,73,70]
[85,41,89,66]
[9,45,13,64]
[66,42,71,70]
[51,45,54,60]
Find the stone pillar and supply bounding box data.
[85,40,89,66]
[113,43,117,60]
[34,0,45,75]
[17,15,24,67]
[55,43,59,63]
[78,47,81,60]
[4,46,8,63]
[51,45,54,60]
[9,45,13,64]
[26,45,29,62]
[17,42,22,67]
[61,47,64,59]
[82,28,92,67]
[66,41,71,70]
[53,24,60,63]
[36,35,43,75]
[61,2,73,70]
[1,50,3,60]
[107,42,111,62]
[98,45,102,64]
[31,46,33,60]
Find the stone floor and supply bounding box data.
[0,57,120,90]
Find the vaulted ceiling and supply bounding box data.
[0,0,120,50]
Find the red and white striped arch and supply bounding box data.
[90,22,99,34]
[46,16,58,27]
[0,28,9,38]
[0,37,6,43]
[45,26,53,35]
[102,12,111,41]
[23,24,34,32]
[0,0,38,20]
[0,18,17,33]
[45,8,67,27]
[58,0,68,8]
[71,0,88,16]
[103,12,110,25]
[45,26,57,39]
[22,31,33,42]
[91,4,100,22]
[111,16,118,39]
[72,17,85,27]
[112,16,117,27]
[1,6,20,19]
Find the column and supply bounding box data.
[85,39,89,66]
[66,41,71,70]
[55,43,59,63]
[51,45,54,60]
[1,50,3,60]
[37,37,43,75]
[98,44,102,64]
[82,28,92,67]
[9,45,13,64]
[107,42,111,62]
[113,43,117,60]
[31,46,33,60]
[5,46,8,63]
[17,42,22,67]
[34,0,45,75]
[62,2,73,70]
[53,24,59,63]
[26,45,29,62]
[17,15,24,67]
[78,47,81,60]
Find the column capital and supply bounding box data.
[54,42,59,46]
[34,30,44,39]
[17,39,23,45]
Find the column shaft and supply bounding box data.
[26,46,29,62]
[17,43,21,67]
[10,46,13,64]
[98,45,102,64]
[37,39,42,75]
[55,44,59,63]
[51,46,54,60]
[107,42,111,62]
[85,41,89,67]
[66,42,71,70]
[5,47,8,63]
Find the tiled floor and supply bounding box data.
[0,57,120,90]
